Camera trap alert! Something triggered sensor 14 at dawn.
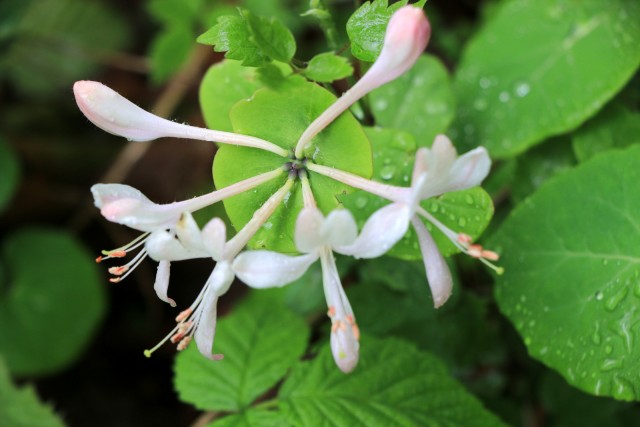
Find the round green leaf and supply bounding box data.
[451,0,640,158]
[200,60,263,132]
[0,137,20,213]
[342,127,494,259]
[279,336,507,427]
[213,80,372,253]
[0,228,105,376]
[370,55,455,147]
[493,145,640,401]
[174,291,309,411]
[302,52,354,83]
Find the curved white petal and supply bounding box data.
[412,217,453,308]
[153,260,176,307]
[194,263,234,360]
[330,324,360,374]
[176,212,204,252]
[445,147,491,191]
[146,231,208,261]
[74,81,180,142]
[322,209,358,248]
[336,203,411,258]
[233,251,318,288]
[294,207,325,253]
[202,217,227,261]
[319,248,360,373]
[91,183,151,208]
[411,148,429,184]
[91,184,180,232]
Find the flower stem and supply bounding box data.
[306,162,409,202]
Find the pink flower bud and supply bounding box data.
[369,5,431,85]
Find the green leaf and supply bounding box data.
[213,79,372,253]
[198,9,296,66]
[341,127,494,259]
[370,55,455,146]
[572,102,640,162]
[0,358,65,427]
[146,0,202,28]
[242,9,296,63]
[493,145,640,401]
[211,408,290,427]
[149,27,193,84]
[0,137,20,213]
[0,228,105,376]
[175,290,310,412]
[302,52,353,83]
[279,336,507,426]
[199,60,263,132]
[451,0,640,158]
[0,0,130,96]
[346,0,408,62]
[198,14,269,67]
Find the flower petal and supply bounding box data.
[322,209,358,248]
[176,212,204,252]
[194,262,234,360]
[202,217,227,260]
[446,147,491,192]
[91,184,180,232]
[146,231,208,261]
[153,260,176,307]
[411,217,453,308]
[294,207,325,253]
[233,251,318,288]
[319,248,360,373]
[336,203,410,258]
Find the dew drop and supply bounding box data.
[458,217,467,227]
[591,327,601,345]
[473,98,488,111]
[633,279,640,298]
[263,222,273,230]
[602,259,609,265]
[595,291,604,301]
[429,204,438,213]
[605,345,613,355]
[605,287,628,311]
[374,99,388,111]
[515,82,531,97]
[524,337,532,346]
[612,376,636,400]
[379,165,396,180]
[465,194,475,205]
[499,91,511,103]
[479,77,491,89]
[355,196,368,209]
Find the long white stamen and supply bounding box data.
[307,162,409,202]
[224,179,295,258]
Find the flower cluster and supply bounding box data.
[75,6,499,373]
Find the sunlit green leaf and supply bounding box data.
[493,145,640,401]
[213,79,372,253]
[302,52,353,83]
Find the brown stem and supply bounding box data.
[189,411,219,427]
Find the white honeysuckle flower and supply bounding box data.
[92,169,282,284]
[74,81,289,157]
[145,180,295,360]
[233,206,361,372]
[294,5,431,157]
[309,135,496,308]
